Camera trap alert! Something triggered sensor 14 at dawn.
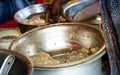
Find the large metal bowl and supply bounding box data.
[10,23,105,75]
[14,4,49,33]
[0,49,33,75]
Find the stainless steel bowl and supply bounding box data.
[10,23,105,75]
[14,4,49,33]
[0,49,33,75]
[63,0,101,24]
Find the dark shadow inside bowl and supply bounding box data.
[0,50,32,75]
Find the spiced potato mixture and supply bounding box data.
[29,47,99,65]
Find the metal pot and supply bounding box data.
[9,23,105,75]
[14,4,50,33]
[0,49,33,75]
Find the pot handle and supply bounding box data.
[0,55,15,75]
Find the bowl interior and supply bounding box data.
[10,23,105,67]
[14,4,48,25]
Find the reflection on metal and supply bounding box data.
[0,55,15,75]
[63,0,99,22]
